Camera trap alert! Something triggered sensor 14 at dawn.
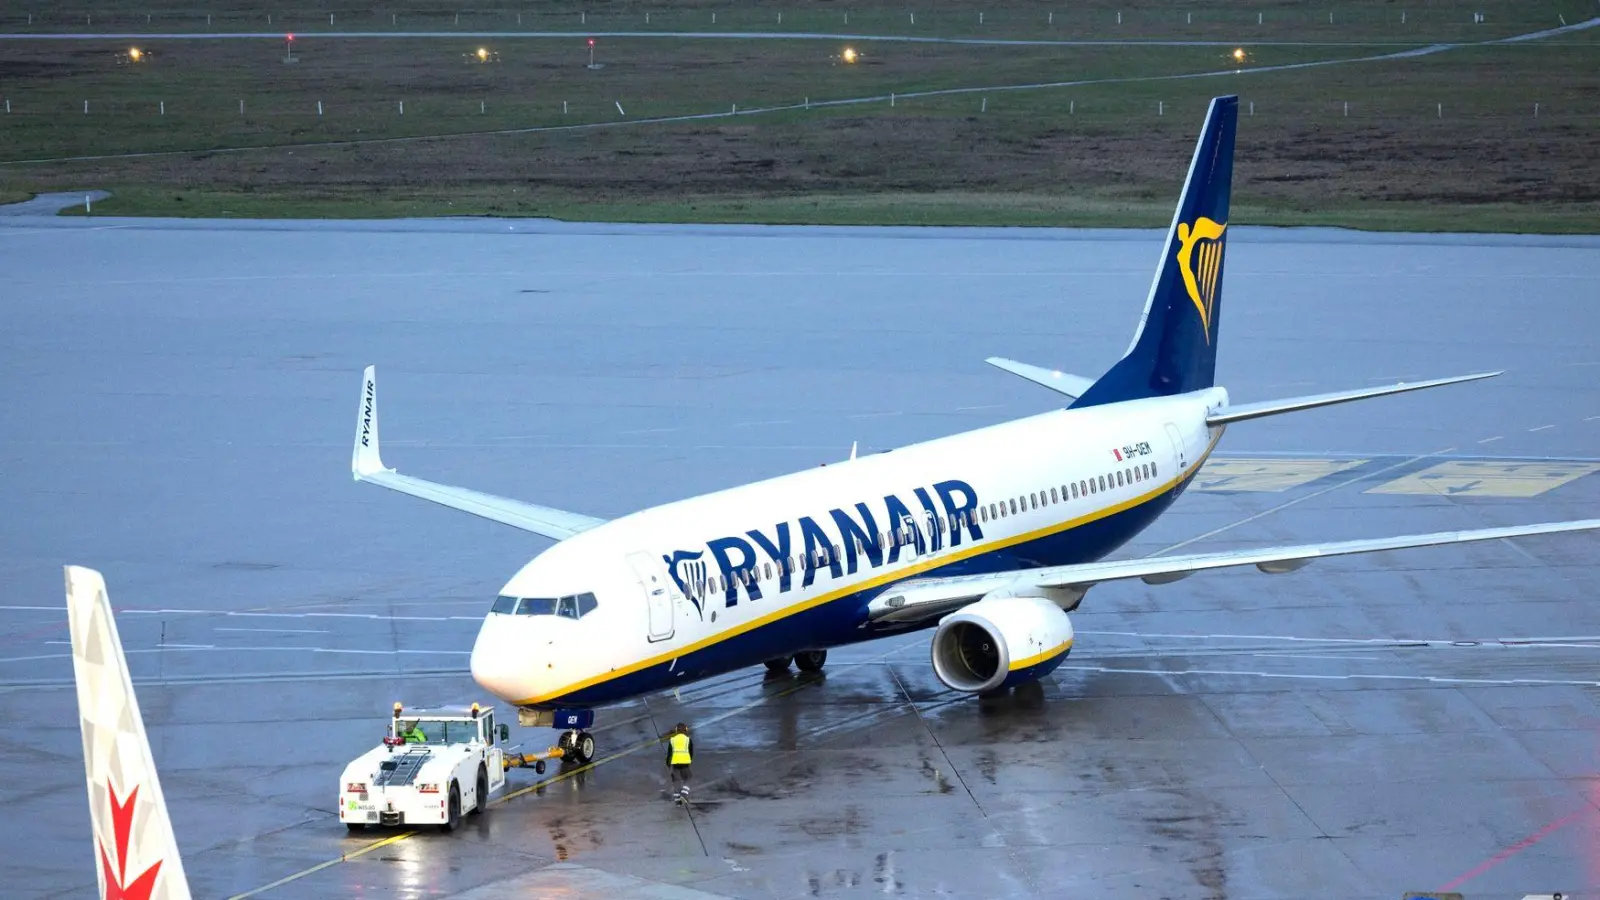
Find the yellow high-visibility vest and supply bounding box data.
[668,732,692,765]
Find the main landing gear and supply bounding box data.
[557,728,596,765]
[763,650,828,674]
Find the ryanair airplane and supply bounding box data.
[352,96,1598,764]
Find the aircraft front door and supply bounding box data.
[625,551,675,643]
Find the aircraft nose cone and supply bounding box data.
[470,620,528,703]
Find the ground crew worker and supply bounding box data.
[666,723,693,802]
[401,721,426,743]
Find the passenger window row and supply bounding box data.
[684,460,1162,601]
[975,461,1159,524]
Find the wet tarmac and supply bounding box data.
[2,217,1598,899]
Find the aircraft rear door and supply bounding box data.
[625,551,675,642]
[1163,422,1188,471]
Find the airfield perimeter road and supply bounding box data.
[2,216,1598,899]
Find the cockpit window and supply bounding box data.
[517,597,558,616]
[492,593,598,619]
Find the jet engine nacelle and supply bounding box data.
[929,595,1075,694]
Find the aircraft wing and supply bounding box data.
[352,366,607,540]
[67,566,193,900]
[867,518,1600,625]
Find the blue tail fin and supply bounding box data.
[1072,95,1238,408]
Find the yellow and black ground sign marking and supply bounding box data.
[1367,460,1600,498]
[1195,457,1369,493]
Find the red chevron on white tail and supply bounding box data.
[66,566,192,900]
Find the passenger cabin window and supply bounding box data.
[1050,487,1059,503]
[1117,471,1124,487]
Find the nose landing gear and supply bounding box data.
[558,728,596,765]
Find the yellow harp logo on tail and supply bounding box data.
[1176,216,1227,342]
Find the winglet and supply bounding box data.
[66,566,193,900]
[353,365,389,479]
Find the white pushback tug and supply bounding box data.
[337,702,509,832]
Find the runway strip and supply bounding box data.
[5,17,1595,167]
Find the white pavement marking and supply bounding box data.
[1081,629,1600,649]
[1528,424,1556,432]
[0,605,480,622]
[2,645,470,664]
[215,627,332,634]
[1249,653,1385,661]
[1478,436,1504,444]
[1061,664,1600,687]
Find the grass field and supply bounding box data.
[6,0,1597,42]
[1,1,1596,230]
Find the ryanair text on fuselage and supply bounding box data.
[664,479,984,618]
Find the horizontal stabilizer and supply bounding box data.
[352,366,606,541]
[985,357,1095,401]
[1207,371,1502,425]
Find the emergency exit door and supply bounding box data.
[625,551,675,642]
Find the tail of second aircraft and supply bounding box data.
[67,566,192,900]
[1072,95,1238,409]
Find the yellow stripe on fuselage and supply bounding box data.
[516,429,1224,706]
[1009,638,1074,672]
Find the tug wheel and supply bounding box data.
[440,783,461,833]
[472,765,489,815]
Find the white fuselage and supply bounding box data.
[469,388,1227,710]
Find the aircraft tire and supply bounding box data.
[795,649,827,672]
[763,656,793,674]
[574,731,596,764]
